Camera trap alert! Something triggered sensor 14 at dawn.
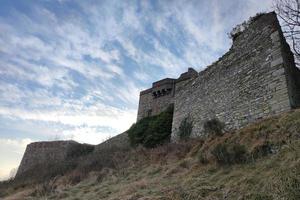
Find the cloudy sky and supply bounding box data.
[0,0,273,180]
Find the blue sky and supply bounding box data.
[0,0,273,180]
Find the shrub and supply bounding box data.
[211,144,231,165]
[211,143,248,165]
[231,144,248,163]
[32,177,58,198]
[203,118,225,136]
[178,116,193,140]
[127,105,174,148]
[251,142,272,159]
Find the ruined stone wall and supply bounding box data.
[16,140,82,177]
[280,32,300,108]
[171,12,299,139]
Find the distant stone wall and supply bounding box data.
[16,140,84,177]
[171,12,300,139]
[95,132,130,152]
[16,132,130,178]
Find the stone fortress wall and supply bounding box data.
[16,12,300,178]
[137,68,198,120]
[137,12,300,140]
[16,140,84,177]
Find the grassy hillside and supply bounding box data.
[2,109,300,200]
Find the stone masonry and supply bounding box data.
[137,12,300,140]
[16,140,81,177]
[137,68,198,120]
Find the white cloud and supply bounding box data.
[0,102,136,133]
[61,126,114,145]
[133,70,151,81]
[108,64,124,76]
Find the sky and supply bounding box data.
[0,0,273,180]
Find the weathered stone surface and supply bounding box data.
[137,68,198,120]
[95,131,130,152]
[16,140,87,177]
[16,132,130,178]
[137,12,300,140]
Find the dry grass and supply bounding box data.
[2,109,300,200]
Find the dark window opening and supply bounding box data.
[147,109,152,117]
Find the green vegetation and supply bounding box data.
[1,109,300,200]
[178,116,193,140]
[203,118,225,136]
[127,105,174,148]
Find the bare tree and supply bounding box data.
[275,0,300,66]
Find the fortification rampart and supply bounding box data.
[16,140,87,177]
[171,12,300,139]
[137,12,300,140]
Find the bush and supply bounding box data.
[211,144,231,165]
[32,178,57,198]
[203,118,225,136]
[178,116,193,140]
[231,144,248,163]
[251,142,272,159]
[128,105,174,148]
[211,143,248,165]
